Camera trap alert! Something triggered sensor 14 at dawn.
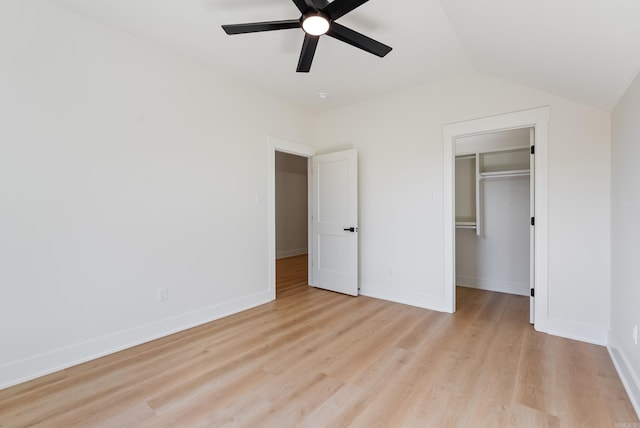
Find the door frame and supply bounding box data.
[267,136,316,300]
[442,107,549,333]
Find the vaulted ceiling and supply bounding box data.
[51,0,640,111]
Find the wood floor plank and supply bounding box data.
[0,255,637,427]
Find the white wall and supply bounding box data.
[275,152,308,258]
[0,1,310,388]
[610,71,640,416]
[312,72,611,343]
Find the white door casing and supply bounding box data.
[529,128,535,324]
[310,149,359,296]
[442,107,549,334]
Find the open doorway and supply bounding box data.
[267,136,315,301]
[454,128,534,322]
[267,137,360,300]
[275,151,309,298]
[442,107,549,333]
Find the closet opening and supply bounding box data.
[454,128,535,323]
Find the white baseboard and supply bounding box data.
[0,290,273,390]
[364,282,607,347]
[276,248,308,259]
[544,316,609,346]
[456,275,529,296]
[607,333,640,420]
[359,284,449,313]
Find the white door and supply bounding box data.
[529,128,536,324]
[310,149,358,296]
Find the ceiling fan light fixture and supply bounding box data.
[222,0,392,73]
[302,14,330,36]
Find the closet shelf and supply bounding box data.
[455,221,477,229]
[479,169,530,179]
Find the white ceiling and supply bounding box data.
[51,0,640,112]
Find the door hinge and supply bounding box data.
[530,288,535,297]
[530,145,535,155]
[531,217,535,226]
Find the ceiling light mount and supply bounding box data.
[301,13,330,36]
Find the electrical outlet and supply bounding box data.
[633,325,638,346]
[157,287,168,302]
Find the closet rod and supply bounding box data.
[456,221,476,228]
[480,170,530,179]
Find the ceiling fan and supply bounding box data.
[222,0,392,72]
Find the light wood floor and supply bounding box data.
[1,255,637,427]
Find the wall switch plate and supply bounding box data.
[633,325,638,346]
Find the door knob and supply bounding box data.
[343,227,358,232]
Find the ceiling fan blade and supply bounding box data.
[323,0,369,21]
[292,0,310,13]
[292,0,324,13]
[297,35,320,72]
[326,22,391,57]
[222,19,300,35]
[310,0,330,8]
